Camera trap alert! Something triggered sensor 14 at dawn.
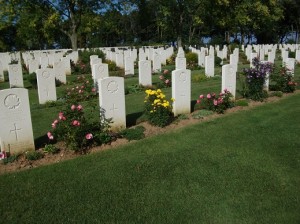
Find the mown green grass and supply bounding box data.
[0,92,299,223]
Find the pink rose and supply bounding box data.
[199,95,204,99]
[163,69,169,74]
[77,105,83,111]
[85,133,93,140]
[207,94,211,99]
[47,132,54,140]
[79,89,83,94]
[91,88,96,92]
[224,88,228,93]
[213,99,218,106]
[165,79,170,84]
[53,119,59,124]
[81,86,85,89]
[197,99,201,104]
[159,75,164,80]
[71,105,76,110]
[72,120,80,126]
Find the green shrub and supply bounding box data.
[195,89,235,114]
[2,154,20,165]
[242,58,273,101]
[106,60,120,71]
[48,104,112,152]
[144,89,174,127]
[25,151,44,161]
[27,72,37,89]
[186,52,200,70]
[270,66,297,93]
[125,84,144,95]
[166,53,176,65]
[79,49,105,64]
[268,91,283,98]
[288,51,295,58]
[120,126,145,141]
[192,73,208,83]
[43,144,60,154]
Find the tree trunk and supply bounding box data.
[70,33,78,51]
[177,36,182,48]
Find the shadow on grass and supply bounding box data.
[126,112,144,127]
[191,100,197,112]
[34,134,50,149]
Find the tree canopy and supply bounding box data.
[0,0,299,51]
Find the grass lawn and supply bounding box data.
[0,92,299,223]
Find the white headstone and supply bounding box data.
[28,59,40,74]
[116,52,124,68]
[285,58,295,75]
[124,56,135,75]
[205,55,214,77]
[222,64,236,99]
[0,60,4,82]
[230,54,238,74]
[198,50,205,67]
[61,58,71,75]
[92,63,109,84]
[40,55,49,69]
[261,61,270,91]
[138,60,152,86]
[98,77,126,131]
[36,68,57,104]
[0,88,35,154]
[8,63,23,88]
[53,61,67,84]
[296,49,300,62]
[172,69,191,116]
[153,53,161,72]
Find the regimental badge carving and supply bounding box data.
[42,71,50,79]
[12,65,18,72]
[4,94,20,109]
[98,65,104,73]
[107,81,119,94]
[179,72,187,82]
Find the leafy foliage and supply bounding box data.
[120,126,145,141]
[242,58,273,101]
[195,89,235,114]
[144,89,174,127]
[270,66,297,93]
[48,104,112,152]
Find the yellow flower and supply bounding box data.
[171,98,175,102]
[154,99,160,104]
[157,94,165,99]
[157,89,161,93]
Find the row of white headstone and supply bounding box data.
[1,44,298,154]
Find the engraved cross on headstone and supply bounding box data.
[110,103,118,115]
[10,123,22,141]
[44,86,50,97]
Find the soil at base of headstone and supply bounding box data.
[0,90,299,175]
